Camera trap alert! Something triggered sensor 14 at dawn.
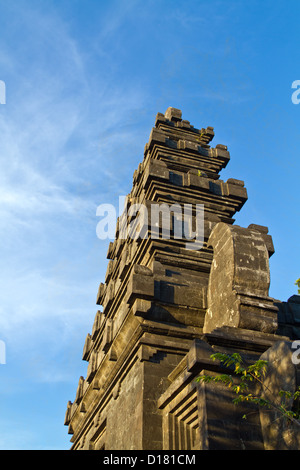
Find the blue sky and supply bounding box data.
[0,0,299,450]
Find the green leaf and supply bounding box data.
[279,390,292,399]
[196,354,300,427]
[196,375,214,383]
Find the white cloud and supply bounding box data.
[0,2,150,387]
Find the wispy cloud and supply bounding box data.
[0,1,149,386]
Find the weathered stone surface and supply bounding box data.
[203,222,278,334]
[158,339,265,450]
[259,341,300,450]
[65,108,300,451]
[164,106,182,122]
[275,295,300,339]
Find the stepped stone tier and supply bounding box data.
[65,107,300,450]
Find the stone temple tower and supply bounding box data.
[64,107,300,450]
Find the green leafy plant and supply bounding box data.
[295,278,300,295]
[196,352,300,425]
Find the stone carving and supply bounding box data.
[74,376,85,405]
[86,349,98,382]
[275,295,300,340]
[259,341,300,450]
[65,107,300,450]
[203,222,278,334]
